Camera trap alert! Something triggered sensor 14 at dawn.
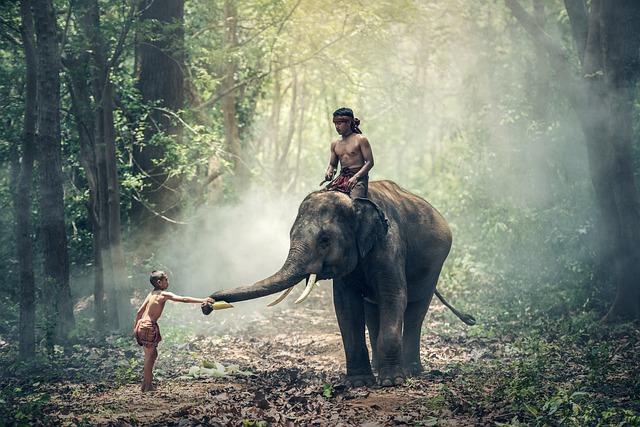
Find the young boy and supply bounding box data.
[322,107,374,199]
[134,270,214,392]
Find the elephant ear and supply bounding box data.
[353,198,389,258]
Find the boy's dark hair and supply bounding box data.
[150,270,167,289]
[333,107,362,134]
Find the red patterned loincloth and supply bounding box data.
[135,319,162,348]
[327,168,358,194]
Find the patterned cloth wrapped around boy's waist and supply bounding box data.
[135,319,162,347]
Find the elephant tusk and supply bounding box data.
[267,286,295,307]
[294,273,318,304]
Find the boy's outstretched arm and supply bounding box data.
[162,291,213,304]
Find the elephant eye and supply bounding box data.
[318,232,331,249]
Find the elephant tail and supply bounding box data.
[434,289,476,326]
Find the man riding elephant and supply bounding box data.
[202,180,475,387]
[322,107,373,199]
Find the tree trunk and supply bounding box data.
[507,0,640,320]
[221,0,247,188]
[269,68,282,172]
[278,66,298,168]
[575,0,640,321]
[75,0,130,330]
[598,0,640,320]
[531,0,550,123]
[67,48,107,333]
[32,0,75,345]
[291,77,306,191]
[104,79,131,331]
[563,0,588,61]
[14,0,37,359]
[133,0,184,239]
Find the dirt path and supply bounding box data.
[4,288,639,425]
[30,291,489,426]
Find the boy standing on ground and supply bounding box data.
[134,270,214,392]
[322,107,374,199]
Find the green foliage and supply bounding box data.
[420,313,640,426]
[1,0,640,421]
[115,357,141,385]
[322,382,333,398]
[0,385,52,426]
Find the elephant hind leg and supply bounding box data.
[364,299,380,372]
[402,296,432,376]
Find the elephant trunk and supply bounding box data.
[209,248,306,304]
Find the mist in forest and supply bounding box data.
[138,0,601,326]
[169,0,598,320]
[3,0,640,423]
[151,189,305,318]
[0,0,610,339]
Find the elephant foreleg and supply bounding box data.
[333,279,375,387]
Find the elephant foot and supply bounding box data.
[378,367,405,387]
[404,362,424,377]
[344,374,376,388]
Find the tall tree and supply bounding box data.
[32,0,75,344]
[221,0,247,187]
[133,0,184,238]
[506,0,640,320]
[530,0,550,123]
[12,0,37,359]
[67,0,133,331]
[277,65,298,180]
[66,55,107,332]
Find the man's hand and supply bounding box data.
[322,163,336,186]
[321,172,334,186]
[347,176,359,190]
[204,297,215,305]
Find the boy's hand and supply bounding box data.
[201,297,215,315]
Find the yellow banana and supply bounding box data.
[210,301,233,310]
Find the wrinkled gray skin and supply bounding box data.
[204,180,473,387]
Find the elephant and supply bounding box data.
[202,180,475,387]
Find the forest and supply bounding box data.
[0,0,639,425]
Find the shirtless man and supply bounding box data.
[133,270,213,392]
[322,107,374,199]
